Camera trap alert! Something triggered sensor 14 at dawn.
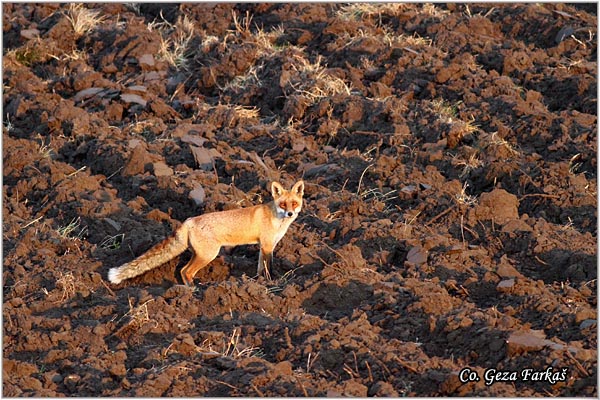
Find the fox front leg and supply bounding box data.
[257,247,273,280]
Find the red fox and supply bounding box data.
[108,180,304,286]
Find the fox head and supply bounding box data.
[271,180,304,219]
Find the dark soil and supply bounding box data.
[3,3,597,397]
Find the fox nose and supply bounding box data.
[287,211,294,217]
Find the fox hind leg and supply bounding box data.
[180,243,221,286]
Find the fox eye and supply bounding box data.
[280,202,286,209]
[291,201,297,208]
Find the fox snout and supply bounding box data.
[280,209,295,218]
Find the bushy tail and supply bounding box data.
[108,223,189,284]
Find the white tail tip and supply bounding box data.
[108,267,122,284]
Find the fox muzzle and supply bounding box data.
[276,207,297,219]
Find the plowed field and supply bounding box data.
[3,3,597,396]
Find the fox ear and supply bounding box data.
[292,180,304,197]
[271,181,284,198]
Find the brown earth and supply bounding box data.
[2,3,597,397]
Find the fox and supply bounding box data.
[108,180,304,286]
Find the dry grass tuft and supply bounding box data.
[266,267,301,294]
[230,10,284,51]
[222,65,261,92]
[233,105,260,120]
[337,3,407,20]
[421,3,451,17]
[112,298,158,340]
[232,10,253,38]
[482,132,521,157]
[65,4,106,37]
[150,14,195,70]
[122,298,157,330]
[255,24,285,52]
[431,98,458,122]
[452,151,484,178]
[455,182,477,206]
[282,55,352,103]
[38,142,53,159]
[197,328,263,359]
[431,98,479,140]
[223,328,262,358]
[395,32,433,48]
[457,116,479,136]
[3,115,14,133]
[55,272,94,302]
[56,272,77,302]
[335,5,433,55]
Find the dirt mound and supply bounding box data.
[3,3,596,396]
